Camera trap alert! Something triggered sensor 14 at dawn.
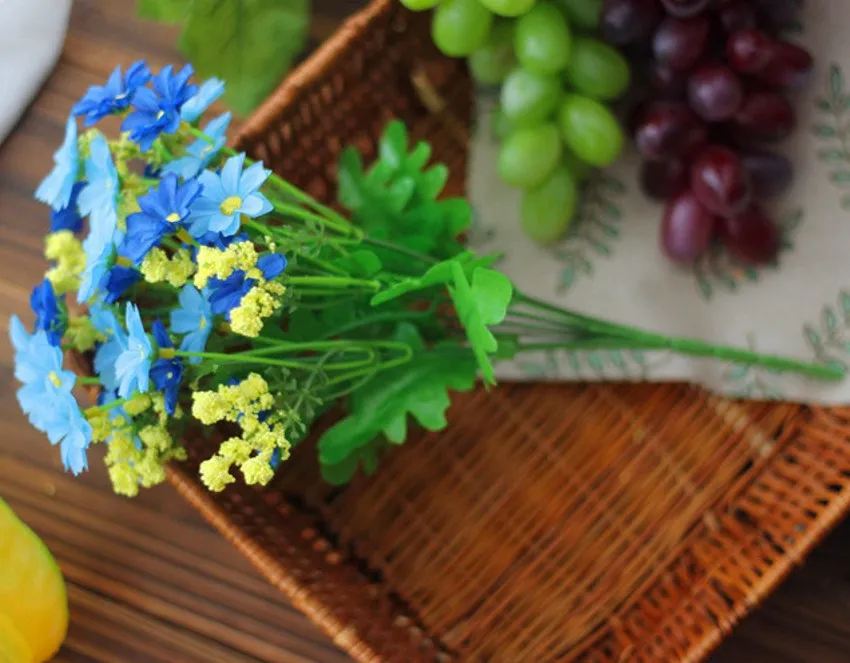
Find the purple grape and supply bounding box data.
[653,15,711,71]
[757,40,814,92]
[634,101,708,159]
[661,188,716,263]
[601,0,663,46]
[660,0,710,18]
[717,0,757,33]
[726,28,774,74]
[740,148,794,198]
[640,159,689,200]
[690,145,751,217]
[688,65,744,122]
[733,90,796,142]
[718,204,780,264]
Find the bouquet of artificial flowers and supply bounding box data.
[11,61,841,496]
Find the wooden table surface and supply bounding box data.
[1,1,849,661]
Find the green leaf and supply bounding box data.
[449,264,513,386]
[138,0,190,22]
[724,364,750,381]
[823,307,839,335]
[804,324,822,351]
[379,121,408,169]
[840,291,850,323]
[841,194,850,211]
[831,64,844,100]
[831,170,850,183]
[607,350,627,373]
[180,0,310,116]
[813,124,837,137]
[817,97,833,112]
[818,148,846,162]
[320,453,361,486]
[559,267,576,292]
[317,324,477,469]
[333,250,383,278]
[370,253,497,305]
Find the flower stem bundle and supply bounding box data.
[12,62,842,495]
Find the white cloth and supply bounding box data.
[0,0,72,144]
[468,1,850,404]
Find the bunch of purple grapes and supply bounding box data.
[602,0,812,265]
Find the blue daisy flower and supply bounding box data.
[206,252,286,318]
[77,233,114,304]
[162,112,231,181]
[51,399,94,476]
[49,182,85,233]
[170,284,213,364]
[101,265,141,304]
[91,304,128,394]
[121,64,198,151]
[149,320,183,416]
[188,153,273,238]
[72,60,151,126]
[120,173,202,265]
[115,303,153,398]
[78,134,119,246]
[34,115,79,211]
[180,77,225,123]
[30,279,65,347]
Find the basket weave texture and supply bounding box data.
[166,1,850,660]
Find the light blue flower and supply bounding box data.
[188,153,273,238]
[77,134,119,245]
[77,233,113,304]
[115,303,153,398]
[180,78,225,123]
[34,115,79,211]
[91,304,128,393]
[170,284,213,364]
[163,112,231,180]
[51,399,93,476]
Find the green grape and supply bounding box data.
[521,164,578,244]
[500,67,561,126]
[562,147,592,182]
[551,0,602,31]
[498,123,563,189]
[432,0,494,57]
[478,0,537,19]
[514,2,572,74]
[564,36,630,101]
[400,0,442,10]
[558,93,623,167]
[491,104,515,140]
[469,21,517,85]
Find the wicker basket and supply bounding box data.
[165,1,850,660]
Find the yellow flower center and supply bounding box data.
[219,195,242,216]
[166,212,181,223]
[115,255,133,268]
[48,371,62,388]
[156,110,165,120]
[159,348,176,360]
[199,315,207,331]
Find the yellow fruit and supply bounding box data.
[0,499,68,662]
[0,613,33,663]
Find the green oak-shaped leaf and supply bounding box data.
[138,0,190,22]
[449,263,513,386]
[371,252,499,306]
[180,0,309,116]
[317,324,478,473]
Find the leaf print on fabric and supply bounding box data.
[692,209,803,301]
[517,347,655,380]
[803,290,850,373]
[550,172,626,293]
[813,64,850,211]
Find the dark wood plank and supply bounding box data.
[1,0,848,661]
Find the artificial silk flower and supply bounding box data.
[72,60,151,126]
[77,234,113,304]
[49,182,85,233]
[52,400,93,476]
[34,115,79,211]
[101,265,141,304]
[78,134,119,246]
[91,304,128,394]
[206,252,286,318]
[122,64,198,151]
[121,173,202,265]
[115,303,152,398]
[149,320,183,415]
[180,77,225,123]
[170,284,213,364]
[163,112,231,180]
[188,153,273,238]
[30,280,65,347]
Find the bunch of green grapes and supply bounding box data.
[401,0,630,244]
